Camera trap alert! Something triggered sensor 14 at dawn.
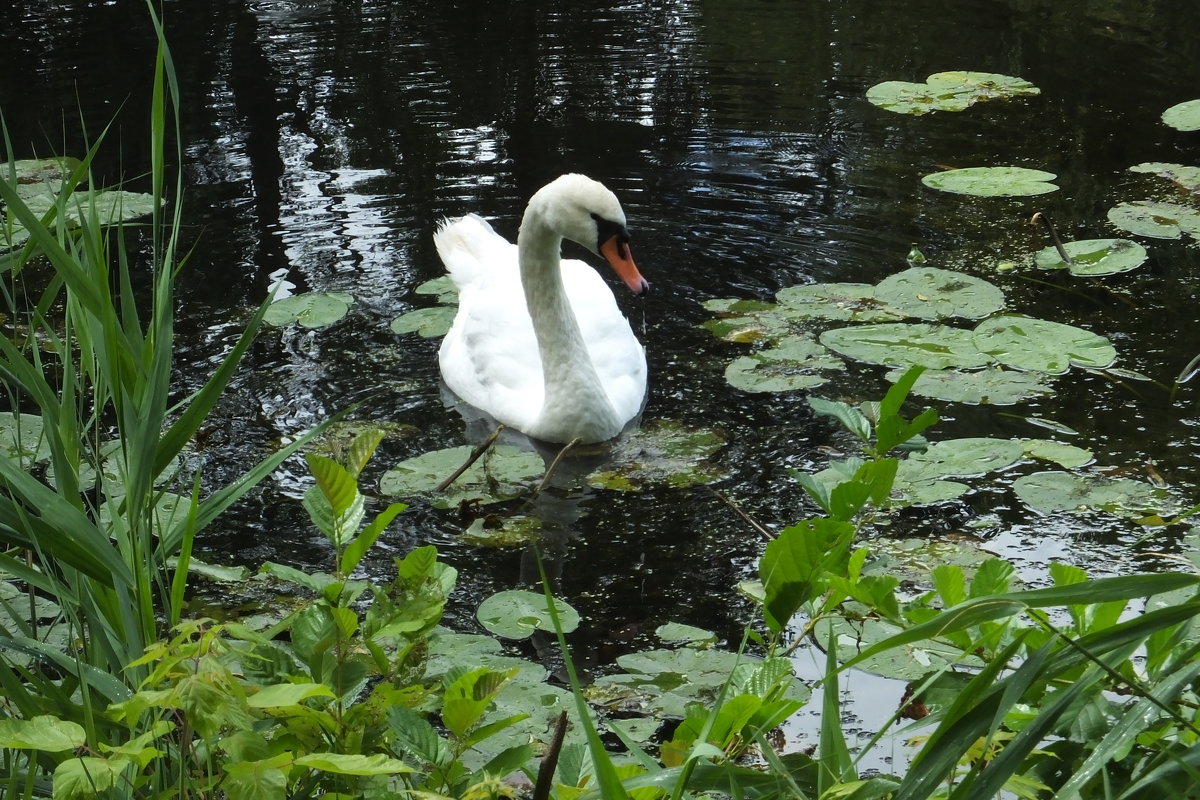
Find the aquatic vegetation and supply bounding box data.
[866,71,1039,115]
[921,165,1058,197]
[390,276,458,337]
[1162,98,1200,131]
[1033,237,1147,276]
[1107,199,1200,239]
[263,290,354,328]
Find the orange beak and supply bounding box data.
[600,234,649,296]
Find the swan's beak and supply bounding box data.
[600,234,650,296]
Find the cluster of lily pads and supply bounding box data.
[1,158,157,249]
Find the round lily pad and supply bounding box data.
[379,445,545,509]
[1013,471,1168,517]
[973,316,1116,374]
[885,366,1052,405]
[866,80,958,116]
[874,267,1006,320]
[264,292,353,328]
[476,590,579,639]
[0,413,51,465]
[700,304,794,344]
[723,335,843,394]
[1129,162,1200,194]
[820,322,993,370]
[1107,201,1200,240]
[775,282,905,323]
[414,275,459,303]
[1019,439,1093,469]
[390,306,457,338]
[1033,238,1147,277]
[922,167,1058,197]
[1162,99,1200,132]
[587,420,727,492]
[899,437,1026,484]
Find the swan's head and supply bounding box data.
[529,174,650,296]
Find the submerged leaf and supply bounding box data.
[922,166,1058,197]
[1129,162,1200,194]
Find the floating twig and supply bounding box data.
[532,437,583,498]
[435,425,504,492]
[705,486,775,541]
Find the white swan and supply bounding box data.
[436,174,649,444]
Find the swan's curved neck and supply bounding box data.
[517,213,620,442]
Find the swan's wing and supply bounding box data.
[561,259,648,422]
[434,214,517,291]
[438,263,546,431]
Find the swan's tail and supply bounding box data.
[434,213,511,289]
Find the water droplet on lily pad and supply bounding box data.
[587,420,727,492]
[1162,98,1200,132]
[380,444,544,509]
[973,315,1116,374]
[922,166,1058,197]
[1107,200,1200,240]
[1034,238,1147,276]
[264,291,353,328]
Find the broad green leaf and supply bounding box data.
[655,622,718,645]
[1107,200,1200,240]
[53,757,130,799]
[973,315,1116,374]
[1020,439,1093,469]
[305,453,358,519]
[807,397,872,442]
[442,667,515,738]
[885,366,1052,405]
[820,322,992,370]
[1034,238,1147,276]
[826,616,982,680]
[263,291,353,328]
[1162,98,1200,132]
[723,335,842,393]
[293,753,414,775]
[898,437,1025,484]
[390,305,457,338]
[873,267,1005,320]
[759,517,856,632]
[247,682,335,708]
[865,71,1037,115]
[222,755,290,800]
[379,445,544,509]
[0,716,85,751]
[476,590,579,639]
[922,166,1057,197]
[0,413,51,465]
[414,275,459,303]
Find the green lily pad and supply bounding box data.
[476,590,579,639]
[1107,201,1200,239]
[98,492,191,536]
[700,303,794,344]
[587,420,727,492]
[885,366,1052,405]
[655,623,718,646]
[1034,238,1148,277]
[874,267,1006,320]
[866,71,1038,116]
[899,437,1026,484]
[1013,471,1169,517]
[1129,162,1200,194]
[390,305,457,338]
[820,323,993,370]
[379,445,545,509]
[973,315,1116,374]
[1162,99,1200,132]
[0,413,51,465]
[922,167,1058,197]
[775,282,905,323]
[414,275,459,303]
[264,292,353,328]
[1019,439,1093,469]
[723,335,843,393]
[3,157,82,195]
[826,616,984,680]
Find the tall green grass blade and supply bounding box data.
[818,625,854,795]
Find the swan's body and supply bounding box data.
[436,174,649,444]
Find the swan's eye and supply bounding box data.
[592,214,631,257]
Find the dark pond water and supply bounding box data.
[4,0,1200,756]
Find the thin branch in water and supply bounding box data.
[705,486,775,541]
[435,425,504,492]
[532,437,583,499]
[532,711,569,800]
